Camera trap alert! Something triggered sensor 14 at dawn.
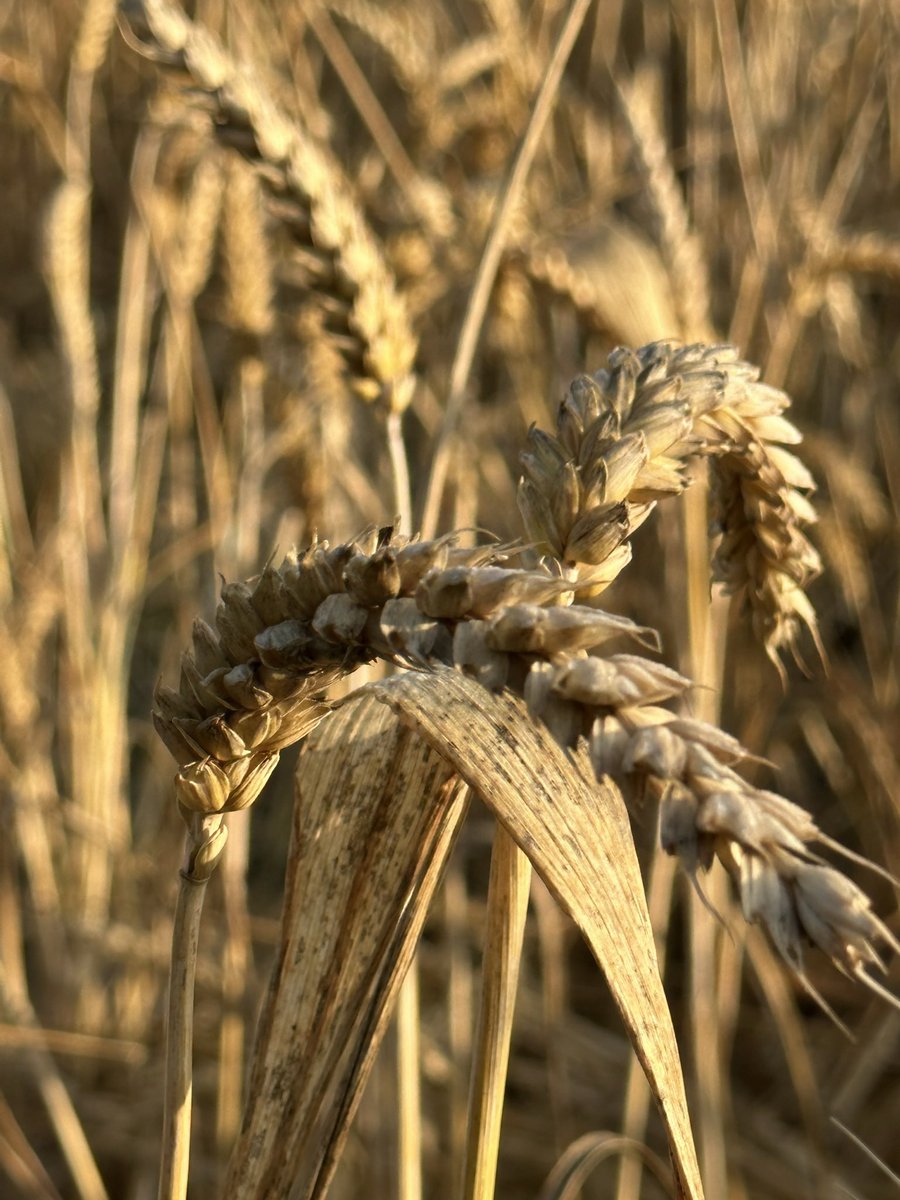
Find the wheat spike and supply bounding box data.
[518,340,822,670]
[121,0,418,413]
[155,540,892,997]
[618,70,713,340]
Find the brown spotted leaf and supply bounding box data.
[224,694,469,1199]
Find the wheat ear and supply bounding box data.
[518,340,823,673]
[120,0,417,413]
[154,530,895,1008]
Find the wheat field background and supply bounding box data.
[1,1,899,1197]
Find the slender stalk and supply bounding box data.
[159,826,223,1200]
[387,410,413,537]
[614,850,677,1200]
[420,0,595,539]
[390,404,418,1198]
[444,865,474,1186]
[460,824,531,1200]
[215,820,251,1163]
[397,963,422,1200]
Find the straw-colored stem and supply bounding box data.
[397,962,423,1200]
[387,410,413,538]
[420,0,595,539]
[689,875,729,1198]
[215,820,251,1162]
[444,863,474,1185]
[158,857,211,1200]
[460,824,531,1200]
[615,849,677,1200]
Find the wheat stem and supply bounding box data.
[420,0,595,539]
[397,963,423,1200]
[159,875,204,1200]
[460,824,531,1200]
[159,820,227,1200]
[387,410,414,538]
[614,849,678,1200]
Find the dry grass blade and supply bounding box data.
[374,669,705,1200]
[224,694,469,1199]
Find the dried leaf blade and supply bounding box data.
[374,668,704,1200]
[225,694,468,1199]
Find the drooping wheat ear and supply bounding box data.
[154,519,896,1007]
[518,340,823,671]
[121,0,417,414]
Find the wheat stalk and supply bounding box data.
[152,341,897,1196]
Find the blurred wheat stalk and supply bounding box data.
[1,1,899,1199]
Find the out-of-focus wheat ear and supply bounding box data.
[120,0,418,416]
[222,158,273,342]
[518,221,680,349]
[618,70,713,341]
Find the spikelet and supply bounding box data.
[121,0,417,413]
